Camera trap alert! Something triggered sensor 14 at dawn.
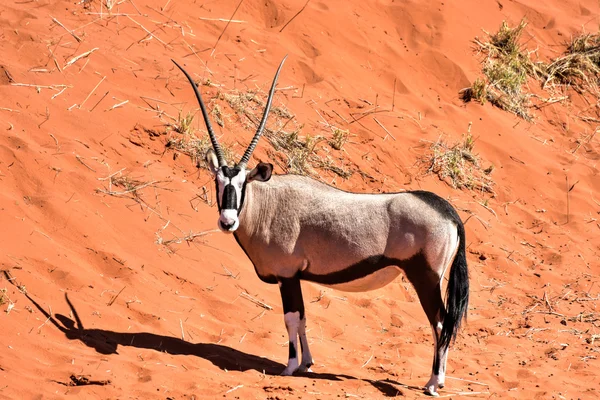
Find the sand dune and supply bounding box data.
[0,0,599,398]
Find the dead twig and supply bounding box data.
[158,229,218,246]
[64,48,99,69]
[107,286,126,306]
[79,76,106,110]
[240,292,272,310]
[51,17,82,43]
[126,16,172,49]
[373,117,396,141]
[75,154,96,172]
[211,0,244,56]
[279,0,311,33]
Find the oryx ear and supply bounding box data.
[247,162,273,182]
[205,149,220,175]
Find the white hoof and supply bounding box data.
[424,375,443,397]
[424,384,439,397]
[297,364,313,373]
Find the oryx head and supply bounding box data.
[172,57,287,232]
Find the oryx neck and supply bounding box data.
[237,179,273,239]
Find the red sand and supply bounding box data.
[0,1,599,399]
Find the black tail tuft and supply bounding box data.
[439,219,469,351]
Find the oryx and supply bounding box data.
[172,57,469,396]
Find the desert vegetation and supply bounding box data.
[463,19,600,121]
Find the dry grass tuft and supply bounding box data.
[329,127,350,150]
[171,111,195,135]
[266,127,326,175]
[465,20,600,120]
[96,171,172,211]
[426,134,495,194]
[166,133,237,169]
[464,18,536,120]
[543,33,600,93]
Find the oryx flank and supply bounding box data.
[172,57,469,397]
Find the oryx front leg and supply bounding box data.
[278,277,312,375]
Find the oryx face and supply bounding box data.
[172,56,286,233]
[206,149,272,233]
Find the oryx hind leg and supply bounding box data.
[278,276,313,375]
[404,266,447,396]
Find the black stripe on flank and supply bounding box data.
[299,253,427,285]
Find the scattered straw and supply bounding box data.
[107,286,126,306]
[239,292,272,310]
[79,76,106,109]
[51,17,82,42]
[64,48,99,69]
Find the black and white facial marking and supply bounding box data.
[206,149,273,233]
[215,165,247,232]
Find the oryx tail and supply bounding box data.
[440,218,469,351]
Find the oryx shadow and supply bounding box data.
[28,293,415,397]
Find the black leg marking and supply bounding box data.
[279,276,306,375]
[288,341,297,359]
[279,276,305,319]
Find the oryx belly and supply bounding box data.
[320,265,402,292]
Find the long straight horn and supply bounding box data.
[171,59,227,167]
[237,55,288,169]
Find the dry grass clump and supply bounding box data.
[96,170,172,214]
[216,90,293,131]
[465,19,600,120]
[462,19,536,120]
[218,89,352,177]
[329,127,350,150]
[167,133,237,169]
[266,125,353,177]
[165,111,237,169]
[426,134,495,194]
[171,110,195,135]
[543,33,600,93]
[268,128,322,174]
